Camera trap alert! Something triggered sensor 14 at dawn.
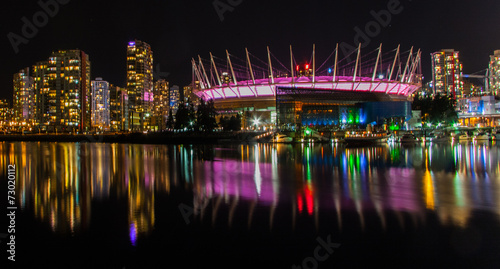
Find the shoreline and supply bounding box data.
[0,132,258,145]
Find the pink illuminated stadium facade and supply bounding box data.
[191,44,422,127]
[192,44,422,101]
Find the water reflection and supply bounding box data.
[1,141,500,243]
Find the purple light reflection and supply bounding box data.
[129,223,137,246]
[203,160,276,205]
[386,168,420,212]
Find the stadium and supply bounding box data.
[192,44,422,131]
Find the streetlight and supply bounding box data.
[253,118,260,130]
[305,127,311,141]
[422,122,432,143]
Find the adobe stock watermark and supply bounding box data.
[178,198,210,225]
[7,0,71,54]
[340,0,409,62]
[1,233,13,262]
[153,64,170,81]
[292,235,340,269]
[178,161,243,224]
[6,164,17,262]
[0,233,8,243]
[213,0,243,22]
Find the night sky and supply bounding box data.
[1,0,499,100]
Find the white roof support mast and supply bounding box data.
[333,43,338,82]
[191,58,205,89]
[210,52,222,87]
[389,45,400,81]
[353,43,362,83]
[245,48,256,85]
[267,46,275,84]
[408,49,421,83]
[198,55,211,88]
[290,45,294,86]
[312,44,316,84]
[372,44,383,81]
[401,47,414,83]
[226,50,238,86]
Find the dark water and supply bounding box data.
[1,141,500,268]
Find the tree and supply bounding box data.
[228,114,241,131]
[432,94,458,124]
[412,93,458,125]
[166,109,174,129]
[187,100,196,130]
[219,116,229,131]
[174,102,190,130]
[196,98,218,132]
[219,114,241,131]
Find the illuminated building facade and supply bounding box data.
[32,61,48,128]
[13,68,35,128]
[457,95,500,127]
[169,85,180,113]
[151,79,169,131]
[126,40,153,131]
[109,85,129,132]
[91,78,110,131]
[462,79,484,97]
[489,50,500,96]
[31,50,91,133]
[431,49,463,98]
[276,88,411,131]
[0,99,11,130]
[183,82,202,108]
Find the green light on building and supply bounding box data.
[389,124,400,131]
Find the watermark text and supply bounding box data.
[7,164,17,262]
[213,0,243,21]
[292,234,340,269]
[7,0,71,54]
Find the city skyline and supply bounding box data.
[1,0,500,100]
[2,2,500,267]
[3,42,500,133]
[3,39,204,133]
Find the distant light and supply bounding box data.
[129,223,137,246]
[253,118,260,125]
[129,41,135,46]
[305,64,310,70]
[378,74,384,79]
[328,68,332,73]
